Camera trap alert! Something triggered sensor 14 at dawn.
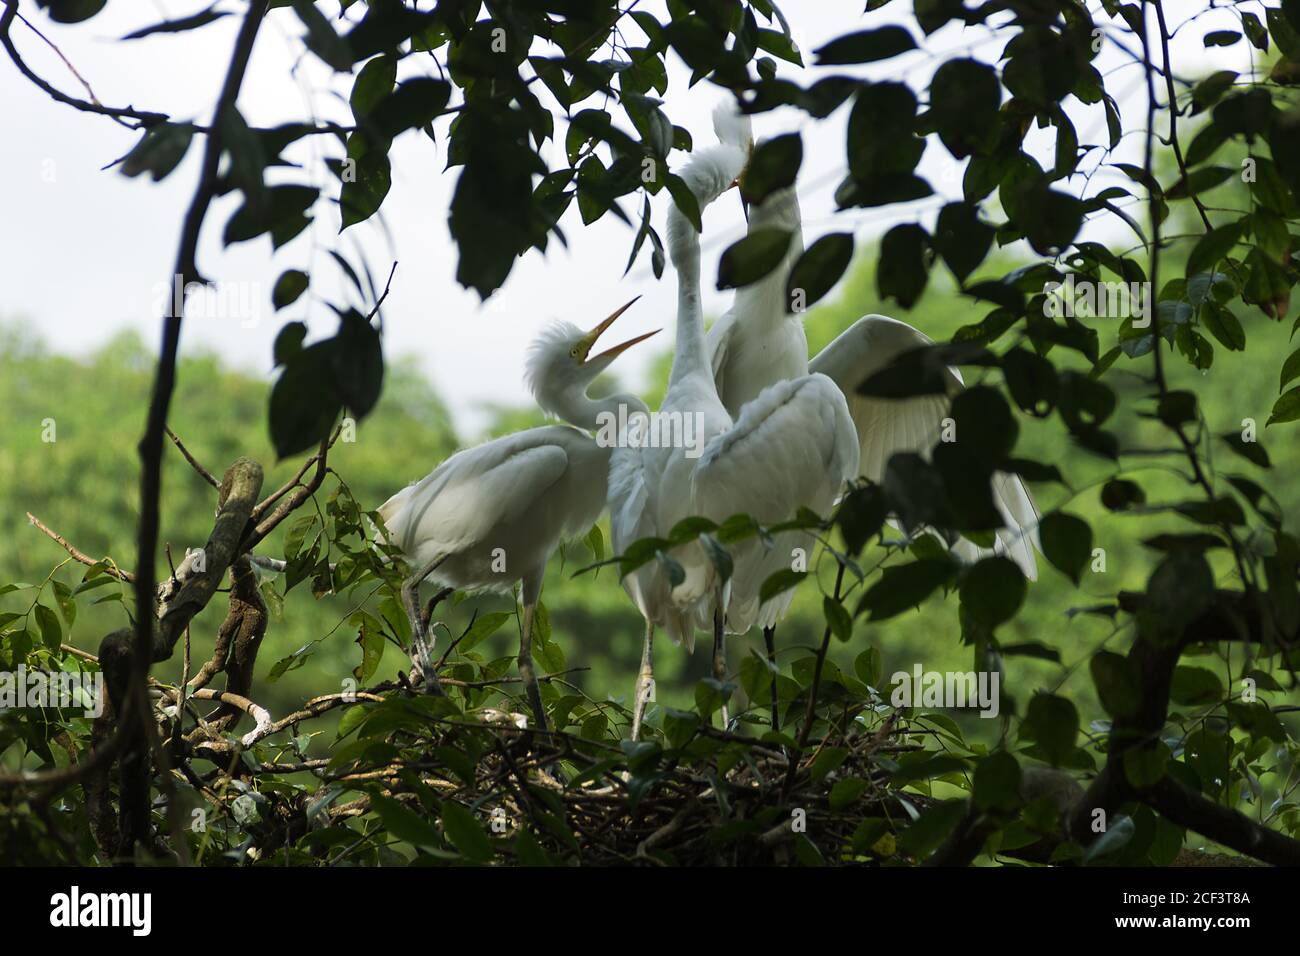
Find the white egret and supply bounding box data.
[611,140,858,738]
[707,118,1040,581]
[378,300,656,732]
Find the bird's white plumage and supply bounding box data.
[608,141,749,650]
[375,307,653,728]
[705,108,1042,580]
[609,123,860,651]
[378,425,608,597]
[693,373,859,632]
[810,315,1041,579]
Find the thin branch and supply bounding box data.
[1153,0,1213,231]
[26,512,134,582]
[165,426,220,488]
[248,426,340,528]
[0,3,167,129]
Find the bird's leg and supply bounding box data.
[630,621,655,741]
[400,555,447,696]
[712,607,728,729]
[763,625,780,733]
[518,601,548,733]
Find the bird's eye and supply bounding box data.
[570,347,580,358]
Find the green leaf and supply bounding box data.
[272,270,309,311]
[353,615,384,683]
[717,229,793,289]
[440,800,494,862]
[224,184,318,246]
[1123,742,1170,788]
[34,603,62,650]
[823,596,853,642]
[665,173,702,232]
[741,133,802,205]
[760,569,805,604]
[1203,30,1240,47]
[120,123,196,182]
[1083,814,1135,864]
[898,799,966,858]
[333,310,385,418]
[857,559,956,620]
[814,26,915,64]
[273,321,308,367]
[786,232,854,310]
[933,202,993,283]
[350,54,397,120]
[1090,651,1140,719]
[52,580,76,627]
[367,78,452,138]
[458,611,512,655]
[583,524,605,563]
[1282,346,1300,393]
[293,0,352,70]
[973,751,1022,811]
[1268,386,1300,426]
[1200,302,1244,351]
[123,7,228,40]
[1023,693,1079,767]
[928,58,1000,159]
[829,776,869,810]
[340,148,391,231]
[877,223,929,307]
[1220,431,1269,468]
[1170,665,1224,706]
[959,557,1026,629]
[37,0,105,24]
[1039,511,1092,584]
[1101,478,1146,511]
[370,794,443,848]
[269,342,341,458]
[1268,7,1300,59]
[1002,347,1059,417]
[1186,221,1244,277]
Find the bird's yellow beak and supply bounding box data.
[577,296,659,363]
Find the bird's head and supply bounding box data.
[525,297,658,410]
[713,101,756,220]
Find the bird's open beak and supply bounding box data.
[579,296,659,362]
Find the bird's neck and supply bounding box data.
[668,239,709,390]
[736,187,805,336]
[550,388,649,434]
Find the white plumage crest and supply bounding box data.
[523,319,584,403]
[666,143,748,269]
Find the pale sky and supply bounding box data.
[3,1,1248,436]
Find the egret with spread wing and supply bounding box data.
[378,301,656,732]
[707,112,1040,582]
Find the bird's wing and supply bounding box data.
[695,374,859,518]
[378,429,571,560]
[810,314,1040,579]
[706,308,736,399]
[692,374,860,630]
